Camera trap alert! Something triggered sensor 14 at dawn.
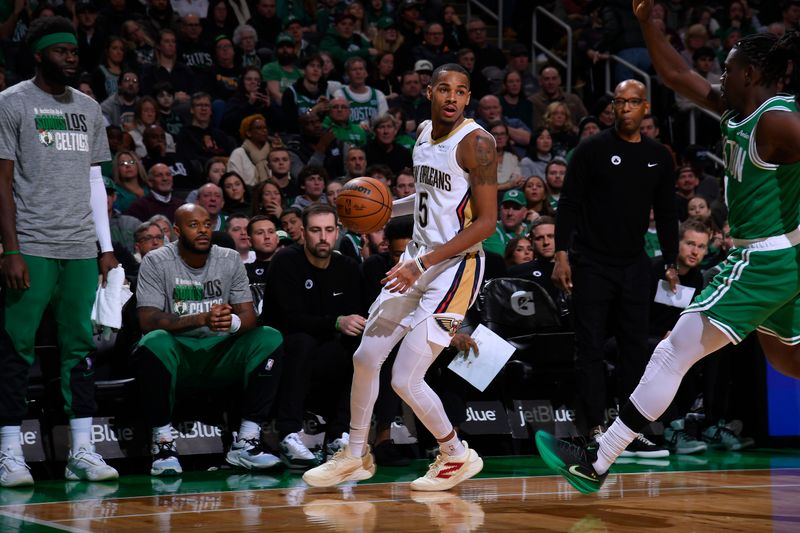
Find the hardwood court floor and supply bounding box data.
[1,449,799,532]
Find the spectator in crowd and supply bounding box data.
[247,0,281,49]
[576,115,602,145]
[783,0,800,32]
[251,180,285,219]
[544,158,568,205]
[456,47,489,99]
[483,189,529,256]
[292,166,329,209]
[178,14,213,70]
[365,114,413,175]
[141,124,199,193]
[531,66,588,131]
[639,113,677,164]
[675,164,700,220]
[488,121,523,192]
[227,114,272,187]
[204,0,238,40]
[133,221,167,262]
[141,29,196,101]
[267,148,299,200]
[125,163,185,222]
[320,12,376,70]
[323,97,368,147]
[543,101,579,157]
[522,175,556,221]
[222,67,284,139]
[334,57,388,129]
[221,172,251,217]
[373,16,405,56]
[196,182,227,231]
[262,33,301,103]
[393,168,415,199]
[207,35,242,102]
[246,215,281,284]
[326,179,345,204]
[552,80,678,452]
[176,92,236,169]
[395,70,431,133]
[477,95,531,150]
[107,176,143,254]
[412,22,454,69]
[465,17,506,71]
[90,37,127,102]
[279,207,304,244]
[520,127,554,178]
[504,236,534,267]
[503,43,538,98]
[142,0,180,37]
[101,68,141,128]
[282,54,331,123]
[680,24,722,74]
[233,24,262,69]
[395,0,424,48]
[262,204,366,468]
[130,97,176,158]
[507,216,559,302]
[0,17,120,488]
[369,52,400,101]
[134,203,284,477]
[112,151,150,212]
[226,213,254,262]
[121,19,156,66]
[284,15,314,59]
[441,3,467,51]
[499,70,534,130]
[149,213,176,243]
[340,147,368,182]
[153,82,185,137]
[75,0,107,73]
[286,112,345,179]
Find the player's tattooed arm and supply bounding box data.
[467,133,498,185]
[138,306,212,334]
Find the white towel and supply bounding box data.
[91,266,132,331]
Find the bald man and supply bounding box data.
[134,204,285,477]
[551,79,678,455]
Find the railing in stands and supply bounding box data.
[466,0,504,49]
[531,7,572,93]
[689,105,722,151]
[604,55,652,102]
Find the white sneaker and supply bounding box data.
[151,439,183,476]
[325,432,349,461]
[303,445,376,487]
[280,432,320,469]
[65,445,119,481]
[0,450,34,488]
[227,433,281,470]
[409,441,483,492]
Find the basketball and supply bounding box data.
[336,177,393,233]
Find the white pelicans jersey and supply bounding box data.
[412,118,490,254]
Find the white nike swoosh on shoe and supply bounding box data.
[648,163,658,167]
[568,465,597,482]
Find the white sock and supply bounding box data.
[439,433,465,457]
[238,419,260,440]
[0,425,23,456]
[593,418,638,475]
[70,417,93,451]
[152,423,174,443]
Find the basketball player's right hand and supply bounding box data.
[382,260,421,293]
[207,303,233,331]
[1,254,30,290]
[632,0,653,22]
[337,314,366,336]
[552,252,573,295]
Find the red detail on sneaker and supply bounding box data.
[435,462,464,479]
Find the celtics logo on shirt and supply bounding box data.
[38,129,54,146]
[32,108,89,151]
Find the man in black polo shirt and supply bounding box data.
[552,79,678,456]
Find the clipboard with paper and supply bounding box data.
[447,324,517,392]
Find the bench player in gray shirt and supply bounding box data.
[0,17,119,487]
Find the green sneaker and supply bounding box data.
[535,431,607,494]
[664,419,707,455]
[702,420,755,451]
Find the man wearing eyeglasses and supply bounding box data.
[551,79,678,456]
[100,69,141,128]
[134,221,166,261]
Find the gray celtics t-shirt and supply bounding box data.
[136,242,252,337]
[0,80,110,259]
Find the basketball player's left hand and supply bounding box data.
[382,260,421,293]
[98,252,119,288]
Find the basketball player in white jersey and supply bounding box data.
[304,64,498,491]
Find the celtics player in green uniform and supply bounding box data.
[0,17,119,487]
[536,0,800,494]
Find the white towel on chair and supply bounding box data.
[91,265,132,330]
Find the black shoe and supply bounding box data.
[619,434,669,458]
[535,431,607,494]
[373,440,412,467]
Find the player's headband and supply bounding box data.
[33,32,78,52]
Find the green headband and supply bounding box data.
[33,32,78,52]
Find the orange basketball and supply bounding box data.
[336,177,393,233]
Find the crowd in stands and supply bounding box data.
[0,0,783,471]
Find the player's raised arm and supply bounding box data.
[633,0,724,114]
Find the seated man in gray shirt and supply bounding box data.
[134,203,284,476]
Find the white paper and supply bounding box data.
[654,280,695,309]
[447,324,516,392]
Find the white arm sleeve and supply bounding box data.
[90,166,113,253]
[392,193,416,218]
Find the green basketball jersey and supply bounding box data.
[721,95,800,240]
[343,86,379,124]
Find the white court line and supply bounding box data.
[52,480,800,523]
[0,510,93,532]
[7,466,800,509]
